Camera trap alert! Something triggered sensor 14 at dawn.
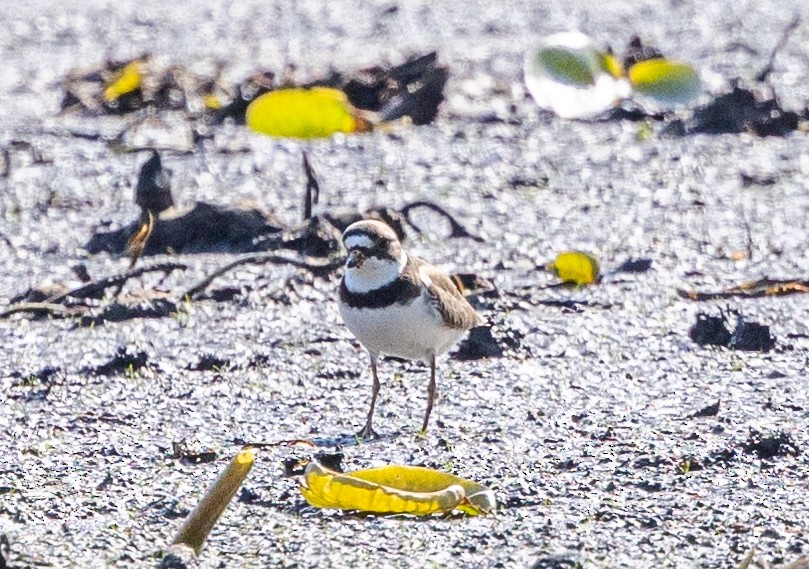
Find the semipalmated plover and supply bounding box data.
[338,220,481,439]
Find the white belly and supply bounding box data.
[339,294,466,360]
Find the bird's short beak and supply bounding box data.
[346,249,365,268]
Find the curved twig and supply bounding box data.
[400,200,484,242]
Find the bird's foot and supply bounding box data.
[355,423,380,441]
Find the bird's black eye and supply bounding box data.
[373,239,395,255]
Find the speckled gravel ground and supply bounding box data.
[1,1,809,568]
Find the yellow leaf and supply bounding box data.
[202,94,223,110]
[246,87,360,139]
[548,251,600,286]
[600,52,624,80]
[300,462,495,516]
[628,58,701,105]
[103,60,143,102]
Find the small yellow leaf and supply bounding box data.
[202,94,223,110]
[601,53,624,80]
[548,251,600,286]
[103,60,144,102]
[628,58,701,105]
[246,87,360,139]
[300,462,495,516]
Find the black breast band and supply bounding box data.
[340,276,421,309]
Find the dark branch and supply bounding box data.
[182,252,343,300]
[0,302,79,319]
[48,262,188,304]
[678,277,809,301]
[400,200,484,242]
[302,151,321,221]
[756,15,801,82]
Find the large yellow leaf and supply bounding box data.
[246,87,360,139]
[547,250,600,286]
[628,58,701,105]
[300,462,496,516]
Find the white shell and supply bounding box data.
[524,31,627,119]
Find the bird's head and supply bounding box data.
[342,220,407,293]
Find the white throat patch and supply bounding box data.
[344,251,408,293]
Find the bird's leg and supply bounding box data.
[420,354,437,436]
[356,353,381,440]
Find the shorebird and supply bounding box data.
[338,220,480,439]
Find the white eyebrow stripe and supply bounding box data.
[344,234,375,249]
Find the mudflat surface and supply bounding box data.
[1,2,808,568]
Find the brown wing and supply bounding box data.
[415,258,482,330]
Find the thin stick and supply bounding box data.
[736,548,755,569]
[47,262,188,304]
[0,302,77,319]
[678,278,809,301]
[302,151,321,221]
[171,448,255,555]
[1,263,187,320]
[781,556,809,569]
[756,15,801,82]
[181,252,343,300]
